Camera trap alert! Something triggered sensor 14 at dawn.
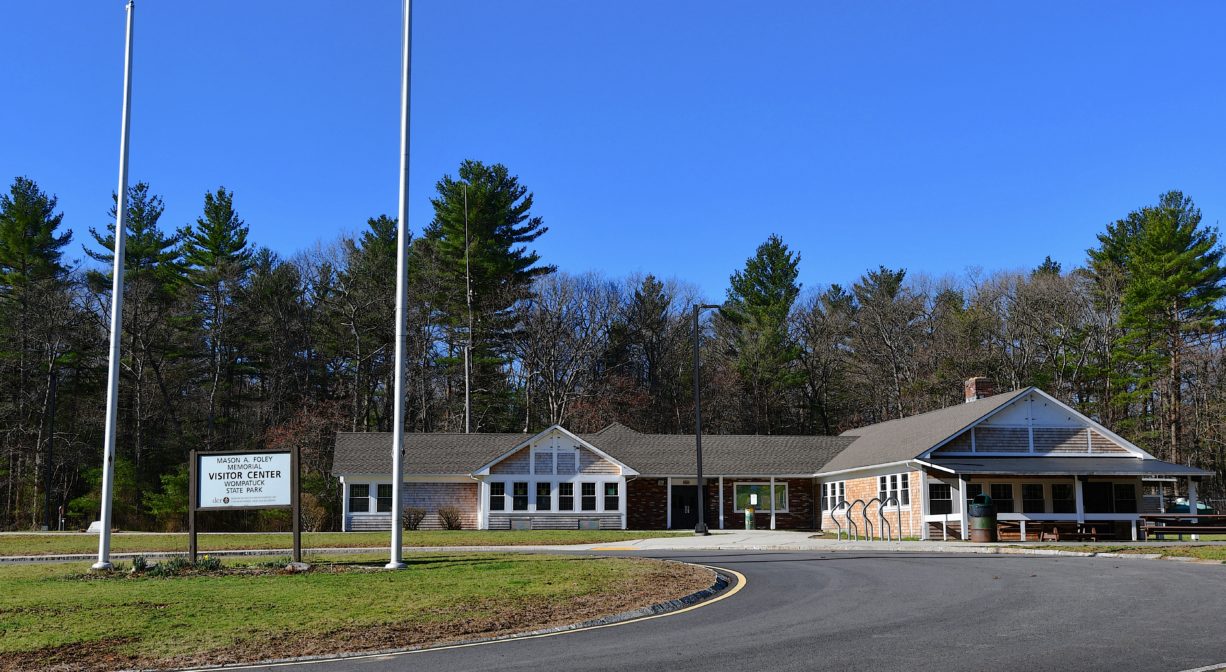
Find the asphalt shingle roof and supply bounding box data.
[332,432,528,476]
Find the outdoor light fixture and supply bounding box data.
[692,303,721,536]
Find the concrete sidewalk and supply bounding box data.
[3,529,1220,564]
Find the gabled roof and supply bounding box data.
[580,423,854,476]
[472,425,639,476]
[817,388,1031,474]
[332,431,525,476]
[922,456,1211,477]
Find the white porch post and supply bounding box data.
[477,480,488,530]
[619,478,627,530]
[1188,479,1199,541]
[1074,477,1085,525]
[665,477,672,529]
[340,477,349,532]
[769,476,777,530]
[957,475,969,542]
[718,476,725,530]
[919,471,930,540]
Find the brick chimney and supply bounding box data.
[964,377,995,403]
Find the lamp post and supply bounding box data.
[693,303,720,536]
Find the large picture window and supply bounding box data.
[376,484,393,513]
[349,483,370,513]
[734,483,787,513]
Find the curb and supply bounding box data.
[169,564,735,672]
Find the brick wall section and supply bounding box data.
[627,478,667,529]
[819,470,923,538]
[712,478,816,530]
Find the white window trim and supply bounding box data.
[484,476,623,514]
[877,473,912,510]
[821,480,846,513]
[347,482,376,515]
[732,481,789,513]
[926,477,1143,521]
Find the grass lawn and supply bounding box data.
[1030,544,1226,562]
[0,553,714,671]
[0,530,687,557]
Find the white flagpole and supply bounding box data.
[386,0,412,569]
[93,0,136,571]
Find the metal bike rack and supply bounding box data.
[846,499,871,541]
[866,495,904,541]
[844,499,866,541]
[830,500,850,540]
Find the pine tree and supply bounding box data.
[182,187,252,449]
[723,234,803,433]
[1095,191,1226,463]
[424,160,554,430]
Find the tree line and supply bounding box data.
[2,162,1224,531]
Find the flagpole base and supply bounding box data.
[90,561,113,571]
[384,561,407,570]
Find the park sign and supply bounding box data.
[189,449,301,564]
[197,452,292,509]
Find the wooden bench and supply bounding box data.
[1140,514,1226,540]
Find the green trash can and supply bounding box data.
[968,493,997,542]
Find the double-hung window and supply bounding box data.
[489,482,506,511]
[878,473,911,507]
[558,483,574,511]
[376,484,393,513]
[349,484,370,513]
[512,482,529,511]
[536,482,552,511]
[1021,484,1045,514]
[990,483,1015,513]
[603,483,620,511]
[928,483,953,515]
[965,483,984,510]
[1051,483,1075,513]
[822,481,846,511]
[581,483,597,511]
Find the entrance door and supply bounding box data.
[670,485,697,529]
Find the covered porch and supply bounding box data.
[915,456,1210,542]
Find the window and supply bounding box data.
[878,473,911,507]
[512,482,529,511]
[376,484,393,513]
[734,483,788,512]
[604,482,620,511]
[1022,484,1044,514]
[489,482,506,511]
[990,483,1015,513]
[929,483,953,515]
[581,483,597,511]
[1051,483,1075,513]
[965,483,983,510]
[1113,483,1138,514]
[536,482,552,511]
[558,483,574,511]
[349,483,370,513]
[822,481,846,511]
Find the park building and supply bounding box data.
[332,378,1209,541]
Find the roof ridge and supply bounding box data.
[841,387,1031,436]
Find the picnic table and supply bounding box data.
[1140,514,1226,540]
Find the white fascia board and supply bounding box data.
[913,459,956,474]
[337,473,472,483]
[472,424,640,476]
[813,460,917,479]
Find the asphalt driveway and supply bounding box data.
[213,550,1226,672]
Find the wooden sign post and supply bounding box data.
[189,446,300,564]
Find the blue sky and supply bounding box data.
[4,1,1225,299]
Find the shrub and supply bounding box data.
[403,507,426,531]
[437,506,464,530]
[132,555,148,573]
[196,555,222,571]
